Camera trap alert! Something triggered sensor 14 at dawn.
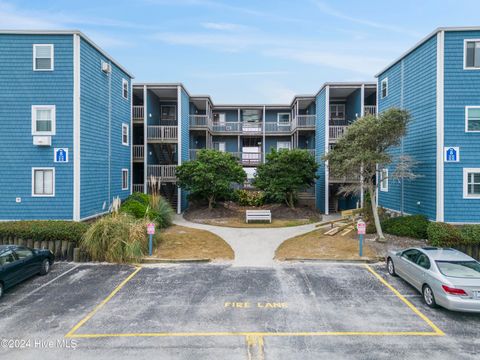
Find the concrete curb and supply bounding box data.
[281,257,384,264]
[141,258,211,264]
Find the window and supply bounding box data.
[380,168,388,192]
[330,104,345,121]
[0,251,17,266]
[463,168,480,198]
[277,141,291,150]
[465,106,480,132]
[33,44,54,71]
[213,142,226,152]
[32,105,55,135]
[401,249,420,263]
[416,253,431,269]
[277,113,291,126]
[465,40,480,69]
[122,123,129,146]
[122,169,129,190]
[213,113,226,124]
[32,168,55,197]
[15,247,33,259]
[161,105,176,121]
[122,79,129,99]
[381,78,388,99]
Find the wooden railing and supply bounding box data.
[329,125,348,142]
[189,115,210,127]
[132,184,144,193]
[133,105,144,120]
[364,105,377,116]
[132,145,144,160]
[147,165,177,181]
[295,115,316,128]
[147,126,178,141]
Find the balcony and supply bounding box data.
[190,114,210,128]
[238,152,262,165]
[147,165,177,182]
[132,145,144,162]
[132,184,144,193]
[147,126,178,142]
[364,105,377,116]
[212,122,241,133]
[265,122,291,134]
[329,174,361,183]
[295,115,316,129]
[133,105,144,122]
[329,125,348,142]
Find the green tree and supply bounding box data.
[253,149,318,209]
[324,108,410,241]
[176,149,246,209]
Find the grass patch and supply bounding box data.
[155,225,234,261]
[275,229,377,261]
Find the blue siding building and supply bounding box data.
[377,27,480,223]
[0,31,133,221]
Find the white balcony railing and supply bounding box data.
[364,105,377,116]
[147,126,178,141]
[329,174,361,183]
[132,184,144,193]
[133,105,144,120]
[295,115,316,128]
[265,122,291,133]
[329,125,348,142]
[240,152,262,165]
[189,115,210,127]
[212,122,241,132]
[242,123,262,133]
[147,165,177,181]
[132,145,144,160]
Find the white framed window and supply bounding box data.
[380,168,389,192]
[33,44,54,71]
[463,168,480,199]
[122,123,129,146]
[213,113,226,124]
[277,113,291,126]
[32,105,55,135]
[381,78,388,99]
[213,142,226,152]
[122,169,129,190]
[32,168,55,197]
[277,141,291,150]
[330,104,345,121]
[464,39,480,69]
[161,105,176,121]
[122,79,129,99]
[465,106,480,132]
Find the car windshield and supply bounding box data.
[435,261,480,278]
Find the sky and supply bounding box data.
[1,0,480,103]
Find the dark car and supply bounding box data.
[0,245,54,298]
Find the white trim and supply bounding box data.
[33,44,54,71]
[130,80,133,196]
[276,141,291,150]
[73,33,81,221]
[465,106,480,132]
[177,86,182,214]
[122,168,129,190]
[380,168,389,192]
[161,104,177,121]
[121,123,129,146]
[360,84,365,208]
[463,168,480,199]
[122,78,129,99]
[463,39,480,70]
[381,78,388,99]
[31,105,55,135]
[324,85,330,215]
[329,103,345,121]
[31,167,55,197]
[277,112,291,126]
[436,31,445,222]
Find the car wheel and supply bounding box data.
[422,285,437,308]
[0,282,3,299]
[387,258,397,276]
[39,259,50,275]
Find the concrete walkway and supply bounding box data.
[173,214,329,267]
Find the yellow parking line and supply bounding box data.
[364,264,445,336]
[65,266,141,338]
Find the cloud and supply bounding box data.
[200,22,250,31]
[255,81,297,103]
[192,71,289,78]
[0,2,61,28]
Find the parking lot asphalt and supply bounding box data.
[0,262,479,359]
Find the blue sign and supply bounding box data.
[444,147,459,162]
[54,148,69,163]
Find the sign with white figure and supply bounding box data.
[54,148,69,163]
[444,147,459,162]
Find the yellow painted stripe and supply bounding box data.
[67,331,441,338]
[364,264,445,336]
[65,267,142,338]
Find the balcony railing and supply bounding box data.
[329,125,348,142]
[364,105,377,116]
[265,122,291,133]
[190,114,210,128]
[147,126,178,141]
[242,123,262,133]
[329,174,361,183]
[212,122,241,133]
[132,145,144,161]
[238,152,262,165]
[147,165,177,181]
[132,184,144,193]
[133,105,144,120]
[295,115,316,128]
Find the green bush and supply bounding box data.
[234,189,265,207]
[427,222,462,246]
[460,225,480,245]
[81,213,152,263]
[381,215,429,239]
[0,221,89,244]
[120,192,173,228]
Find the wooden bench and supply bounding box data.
[246,210,272,223]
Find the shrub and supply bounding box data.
[234,189,265,207]
[120,192,173,229]
[427,222,462,246]
[460,225,480,245]
[81,213,152,263]
[0,221,89,244]
[381,215,429,239]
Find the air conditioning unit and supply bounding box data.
[33,136,51,146]
[226,125,232,131]
[101,61,111,73]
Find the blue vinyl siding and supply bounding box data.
[0,34,74,220]
[265,109,291,122]
[378,35,438,220]
[180,88,190,211]
[265,137,291,153]
[346,89,362,123]
[79,38,131,219]
[211,136,239,152]
[443,31,480,222]
[315,89,326,212]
